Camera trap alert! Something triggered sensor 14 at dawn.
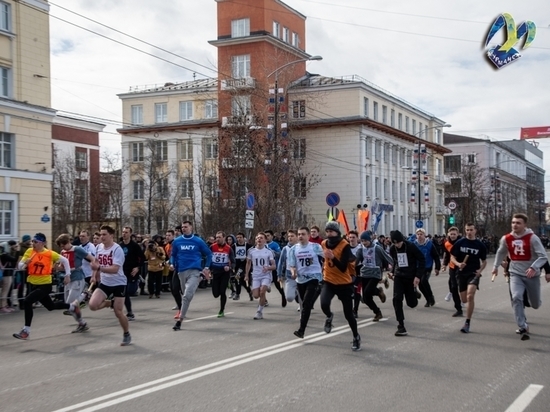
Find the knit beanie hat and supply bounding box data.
[325,221,341,236]
[360,231,372,242]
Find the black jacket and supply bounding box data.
[389,240,425,278]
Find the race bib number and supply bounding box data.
[397,253,409,268]
[98,253,113,266]
[213,252,229,264]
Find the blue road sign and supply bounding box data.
[415,220,423,229]
[41,214,50,223]
[326,192,340,207]
[246,192,255,210]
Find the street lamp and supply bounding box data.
[265,55,322,200]
[411,124,452,229]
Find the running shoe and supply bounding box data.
[127,313,135,321]
[516,325,529,335]
[264,300,269,307]
[378,287,386,303]
[79,301,87,309]
[174,310,181,320]
[460,323,470,333]
[172,305,178,310]
[373,312,383,322]
[267,286,271,293]
[452,311,463,317]
[72,322,89,333]
[172,320,182,331]
[63,310,72,316]
[293,330,304,339]
[120,333,132,346]
[414,288,421,299]
[352,334,361,351]
[0,306,13,313]
[13,328,29,340]
[383,276,390,289]
[395,325,408,336]
[281,294,287,308]
[233,294,240,301]
[324,312,334,333]
[253,311,263,320]
[217,311,224,318]
[444,292,452,302]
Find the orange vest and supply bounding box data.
[26,249,55,285]
[444,240,456,269]
[322,239,354,285]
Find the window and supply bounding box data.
[436,158,442,177]
[232,136,251,158]
[364,138,369,158]
[231,18,249,38]
[363,97,369,117]
[291,100,306,119]
[400,182,404,203]
[231,95,251,116]
[405,116,409,133]
[155,216,166,232]
[283,27,289,42]
[204,139,218,159]
[0,67,9,97]
[366,176,370,196]
[399,149,404,166]
[154,141,168,161]
[179,140,193,160]
[181,178,193,198]
[374,140,381,161]
[375,177,380,197]
[382,105,387,124]
[383,178,388,199]
[412,119,416,135]
[75,180,88,220]
[133,216,145,234]
[133,180,144,200]
[435,128,441,144]
[131,105,143,125]
[292,32,300,47]
[157,179,169,199]
[392,180,397,200]
[383,144,389,163]
[205,99,218,119]
[398,113,402,130]
[155,103,167,123]
[204,177,218,198]
[419,122,423,136]
[75,148,87,170]
[132,142,143,162]
[467,153,476,164]
[406,150,412,167]
[232,55,251,78]
[444,155,461,173]
[449,178,462,193]
[273,21,280,38]
[0,132,13,168]
[293,138,306,159]
[0,199,13,236]
[0,2,10,31]
[293,177,307,198]
[390,109,395,127]
[179,101,193,121]
[373,101,378,121]
[391,146,397,165]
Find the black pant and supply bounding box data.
[147,270,163,296]
[211,271,230,311]
[271,270,284,296]
[235,273,251,296]
[320,282,358,337]
[172,273,182,310]
[419,269,435,304]
[24,284,70,327]
[163,270,173,292]
[392,276,418,324]
[449,268,462,312]
[124,280,138,314]
[297,279,319,333]
[362,277,382,315]
[353,277,362,312]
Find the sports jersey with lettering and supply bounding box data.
[288,242,323,284]
[450,238,487,274]
[60,246,89,282]
[247,247,275,279]
[96,243,127,287]
[210,243,234,272]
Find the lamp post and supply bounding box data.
[411,124,451,228]
[266,56,322,201]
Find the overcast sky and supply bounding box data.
[49,0,550,198]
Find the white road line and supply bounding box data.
[182,312,235,322]
[53,318,383,412]
[504,384,544,412]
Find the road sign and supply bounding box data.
[326,192,340,207]
[245,210,255,219]
[41,214,50,223]
[326,207,339,220]
[246,193,255,210]
[415,220,423,229]
[448,201,457,210]
[245,219,254,229]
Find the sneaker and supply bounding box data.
[233,294,240,301]
[62,310,72,316]
[281,294,287,308]
[172,305,178,310]
[324,313,334,334]
[230,293,235,300]
[248,293,253,301]
[383,276,390,289]
[293,330,304,339]
[127,313,135,321]
[253,311,263,320]
[516,325,529,335]
[174,310,181,320]
[217,311,224,318]
[414,288,421,299]
[296,306,301,312]
[424,301,431,307]
[353,310,358,319]
[267,286,271,293]
[444,292,452,302]
[264,300,269,307]
[352,334,361,351]
[460,323,470,333]
[79,301,87,309]
[452,311,464,317]
[120,332,132,346]
[72,322,89,333]
[395,325,408,336]
[70,302,82,322]
[13,328,29,340]
[0,306,12,313]
[173,320,182,331]
[373,312,383,322]
[378,287,386,303]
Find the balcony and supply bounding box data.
[221,157,255,169]
[221,115,257,127]
[435,175,451,184]
[221,77,256,90]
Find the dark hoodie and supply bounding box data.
[389,230,425,278]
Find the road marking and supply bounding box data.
[504,384,544,412]
[53,317,383,412]
[182,312,234,322]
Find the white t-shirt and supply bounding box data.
[80,241,96,278]
[96,243,127,287]
[289,242,323,284]
[247,247,275,279]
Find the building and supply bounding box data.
[52,115,104,235]
[0,0,55,242]
[443,133,545,235]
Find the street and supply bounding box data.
[1,254,549,412]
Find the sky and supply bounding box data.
[48,0,550,198]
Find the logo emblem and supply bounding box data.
[485,13,536,69]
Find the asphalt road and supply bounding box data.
[1,254,550,412]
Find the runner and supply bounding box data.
[492,213,547,340]
[414,229,441,307]
[209,231,235,318]
[245,232,276,320]
[320,222,361,351]
[12,233,83,340]
[277,229,300,308]
[288,227,324,338]
[231,232,253,301]
[171,221,212,331]
[119,227,145,321]
[78,230,96,287]
[450,223,487,334]
[441,227,463,317]
[265,230,286,307]
[347,230,362,318]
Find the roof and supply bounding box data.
[443,133,490,144]
[118,78,218,96]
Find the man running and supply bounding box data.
[414,229,441,307]
[13,233,83,340]
[209,231,235,318]
[492,213,547,340]
[171,221,212,331]
[119,227,145,321]
[265,230,286,307]
[450,223,487,334]
[78,230,96,287]
[277,229,300,307]
[245,232,276,320]
[441,227,463,317]
[231,232,253,301]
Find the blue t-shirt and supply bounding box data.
[60,246,89,282]
[171,234,212,272]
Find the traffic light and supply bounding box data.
[448,214,455,225]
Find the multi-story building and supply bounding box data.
[0,0,55,242]
[52,115,103,235]
[443,133,545,235]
